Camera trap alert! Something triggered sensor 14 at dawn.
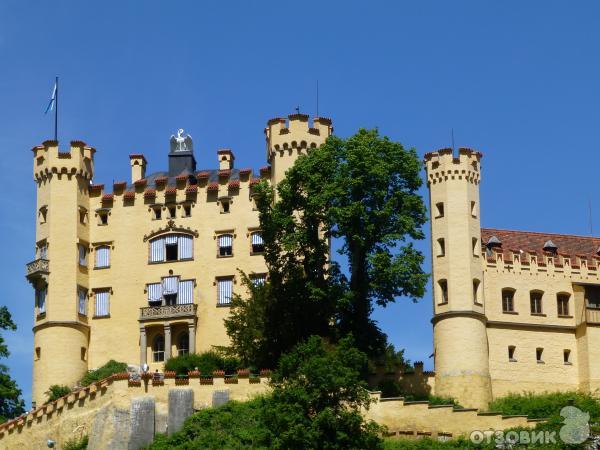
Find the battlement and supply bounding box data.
[32,140,95,182]
[423,147,482,185]
[264,114,333,163]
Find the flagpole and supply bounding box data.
[54,76,58,141]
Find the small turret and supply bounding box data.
[265,114,333,188]
[129,154,147,183]
[218,149,234,170]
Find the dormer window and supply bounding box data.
[543,240,558,255]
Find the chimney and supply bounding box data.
[129,154,147,183]
[218,149,235,170]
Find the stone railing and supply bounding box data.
[586,307,600,325]
[139,303,197,320]
[25,258,49,285]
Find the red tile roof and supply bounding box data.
[102,194,114,202]
[123,191,135,199]
[144,189,156,198]
[134,178,147,187]
[155,176,168,184]
[90,184,104,191]
[239,168,252,176]
[197,171,210,179]
[185,185,198,194]
[165,186,177,195]
[228,180,240,188]
[207,182,219,191]
[481,228,600,263]
[218,169,231,178]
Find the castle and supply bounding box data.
[25,114,333,406]
[425,148,600,409]
[25,114,600,411]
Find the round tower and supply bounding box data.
[264,114,333,190]
[27,140,94,405]
[424,147,492,410]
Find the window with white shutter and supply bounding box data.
[147,283,163,305]
[149,234,194,263]
[252,274,267,286]
[218,234,233,257]
[78,288,87,315]
[217,278,233,305]
[78,244,88,267]
[251,232,264,254]
[95,245,110,268]
[94,291,110,317]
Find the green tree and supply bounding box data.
[0,306,25,422]
[225,129,427,363]
[147,336,383,450]
[264,336,383,449]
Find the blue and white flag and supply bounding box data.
[45,82,57,114]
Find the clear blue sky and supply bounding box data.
[1,1,599,406]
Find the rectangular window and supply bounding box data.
[78,288,87,315]
[218,234,233,257]
[162,276,179,305]
[36,287,47,315]
[94,246,110,268]
[168,206,176,219]
[252,274,267,286]
[147,282,163,305]
[38,244,48,260]
[183,205,192,217]
[473,279,481,304]
[530,292,543,314]
[508,346,516,361]
[438,280,448,304]
[178,280,194,304]
[251,232,264,254]
[536,348,544,363]
[177,235,193,259]
[153,207,162,220]
[557,294,570,316]
[218,278,233,305]
[94,291,109,317]
[165,235,178,261]
[471,201,477,217]
[35,347,41,360]
[221,200,230,214]
[472,238,479,257]
[437,238,445,257]
[435,202,444,218]
[78,244,88,267]
[502,289,515,312]
[564,349,571,364]
[98,212,108,225]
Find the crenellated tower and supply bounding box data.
[27,140,95,405]
[265,114,333,190]
[424,147,492,410]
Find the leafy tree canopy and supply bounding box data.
[224,129,428,364]
[0,306,25,422]
[148,336,383,450]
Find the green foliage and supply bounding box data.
[224,129,428,367]
[370,344,410,374]
[427,395,461,408]
[489,391,600,421]
[164,351,241,376]
[45,384,72,403]
[0,306,25,423]
[63,434,88,450]
[149,398,270,449]
[80,359,128,386]
[148,336,383,449]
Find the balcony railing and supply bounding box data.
[25,258,49,284]
[139,303,197,321]
[585,307,600,325]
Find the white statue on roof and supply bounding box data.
[170,129,193,152]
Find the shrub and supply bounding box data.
[427,395,461,408]
[80,360,128,387]
[164,351,241,376]
[63,435,88,450]
[489,391,600,420]
[377,379,403,398]
[45,384,71,403]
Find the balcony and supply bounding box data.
[585,307,600,325]
[25,258,49,286]
[139,303,197,321]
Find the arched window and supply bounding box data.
[502,288,515,313]
[530,290,543,315]
[557,293,570,317]
[152,334,165,362]
[149,233,193,263]
[178,332,189,356]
